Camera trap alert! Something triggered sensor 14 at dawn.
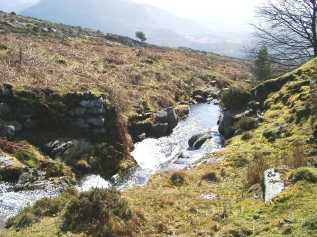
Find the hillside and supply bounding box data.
[0,12,255,236]
[20,0,248,57]
[3,51,316,237]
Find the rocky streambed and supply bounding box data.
[0,101,223,223]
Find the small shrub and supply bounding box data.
[221,86,251,111]
[201,172,219,183]
[6,189,77,229]
[241,132,253,140]
[235,117,258,131]
[61,188,135,237]
[290,167,317,183]
[170,172,188,186]
[246,153,268,187]
[56,58,67,65]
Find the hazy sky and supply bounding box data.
[0,0,263,32]
[132,0,264,31]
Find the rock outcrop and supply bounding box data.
[0,84,134,179]
[188,132,212,150]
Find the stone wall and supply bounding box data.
[0,84,134,178]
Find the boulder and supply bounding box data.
[1,84,13,97]
[153,107,178,136]
[0,121,23,137]
[188,132,213,150]
[264,168,284,202]
[151,123,169,138]
[218,110,234,139]
[192,88,219,103]
[0,102,10,117]
[46,139,93,160]
[86,116,105,127]
[248,100,262,111]
[0,153,24,182]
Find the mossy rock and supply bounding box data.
[290,167,317,183]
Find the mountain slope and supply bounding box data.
[21,0,247,57]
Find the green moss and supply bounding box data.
[14,146,44,168]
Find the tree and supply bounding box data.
[135,31,147,42]
[254,47,272,81]
[254,0,317,65]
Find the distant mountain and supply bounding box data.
[22,0,248,57]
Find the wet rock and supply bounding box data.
[0,102,10,116]
[152,107,178,137]
[151,123,169,138]
[0,153,24,182]
[86,116,105,127]
[0,121,22,137]
[218,110,234,139]
[188,132,212,150]
[155,107,178,127]
[233,110,253,121]
[46,139,93,160]
[264,168,284,202]
[192,88,219,103]
[248,100,262,111]
[1,84,13,97]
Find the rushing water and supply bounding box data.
[112,103,222,189]
[0,103,222,223]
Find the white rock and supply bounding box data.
[264,168,284,203]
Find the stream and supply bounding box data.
[0,103,222,223]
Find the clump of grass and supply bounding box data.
[61,188,136,237]
[170,171,188,186]
[286,142,308,169]
[246,153,268,187]
[201,172,219,183]
[6,189,76,229]
[241,132,253,140]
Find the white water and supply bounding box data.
[112,103,222,189]
[0,103,222,223]
[0,182,62,222]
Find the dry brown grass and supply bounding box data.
[0,33,252,117]
[286,142,309,169]
[246,153,268,187]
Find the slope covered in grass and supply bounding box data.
[3,58,317,237]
